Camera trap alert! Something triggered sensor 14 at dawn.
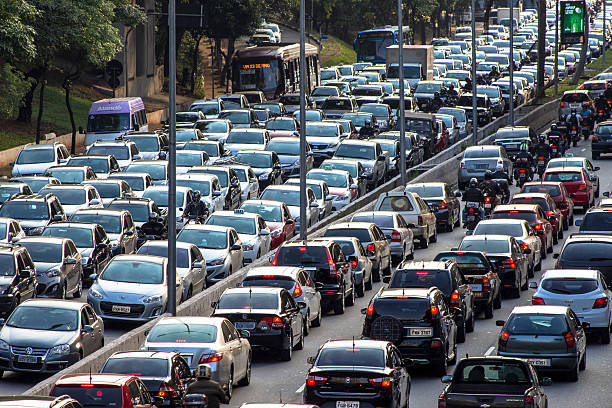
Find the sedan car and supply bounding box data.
[265,117,299,139]
[84,179,136,206]
[0,300,103,376]
[265,137,314,179]
[194,119,232,142]
[349,211,414,264]
[231,165,259,203]
[546,157,600,198]
[510,192,563,242]
[175,150,210,174]
[71,208,137,256]
[260,185,319,233]
[521,181,575,229]
[240,200,295,249]
[332,140,387,190]
[66,155,120,179]
[320,159,368,197]
[87,255,183,322]
[234,150,282,190]
[142,316,252,392]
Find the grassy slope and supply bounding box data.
[320,35,357,67]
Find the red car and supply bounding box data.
[240,199,295,249]
[435,119,450,153]
[491,204,554,256]
[265,117,299,138]
[509,192,563,242]
[51,373,159,408]
[542,166,594,210]
[520,181,575,229]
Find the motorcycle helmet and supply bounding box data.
[582,102,589,109]
[484,170,492,180]
[365,120,371,126]
[551,124,557,131]
[520,142,528,151]
[196,364,212,380]
[539,134,546,143]
[193,190,202,201]
[469,178,478,188]
[571,108,577,114]
[495,163,504,172]
[434,92,440,98]
[449,84,455,90]
[148,212,158,222]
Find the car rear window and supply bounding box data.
[217,292,279,309]
[463,149,500,159]
[316,347,384,367]
[324,228,372,243]
[459,239,510,253]
[275,246,327,267]
[522,184,561,197]
[562,92,589,102]
[505,314,568,335]
[579,211,612,232]
[51,385,123,406]
[102,357,169,377]
[241,275,295,290]
[491,211,537,222]
[560,242,612,262]
[510,197,550,211]
[373,298,429,320]
[473,223,524,237]
[543,171,583,182]
[541,278,599,295]
[389,269,452,294]
[147,323,217,343]
[405,185,444,198]
[351,214,394,228]
[455,362,530,384]
[376,196,414,211]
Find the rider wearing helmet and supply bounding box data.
[533,134,553,159]
[514,142,534,181]
[448,83,458,97]
[140,212,166,238]
[184,190,209,220]
[186,364,229,408]
[462,177,485,225]
[358,119,376,139]
[489,65,500,81]
[490,163,511,204]
[479,170,503,199]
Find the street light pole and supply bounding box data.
[604,0,607,62]
[167,0,177,316]
[398,0,407,186]
[554,0,559,95]
[508,0,514,126]
[299,0,307,240]
[471,0,477,146]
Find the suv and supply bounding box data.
[555,234,612,285]
[272,240,354,315]
[0,396,82,408]
[405,182,462,232]
[332,140,388,189]
[0,194,66,236]
[558,89,591,119]
[0,244,37,316]
[11,143,71,177]
[385,260,475,343]
[361,287,457,375]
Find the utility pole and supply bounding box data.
[604,0,607,62]
[536,0,546,99]
[167,0,177,316]
[399,0,407,186]
[471,0,477,146]
[554,0,559,95]
[508,0,514,126]
[299,0,307,240]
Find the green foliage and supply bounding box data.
[0,64,32,119]
[0,0,38,61]
[201,0,263,40]
[112,0,147,27]
[321,35,357,67]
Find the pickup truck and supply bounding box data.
[439,356,550,408]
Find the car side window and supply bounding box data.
[85,305,97,322]
[126,215,134,230]
[68,240,78,256]
[81,310,90,327]
[568,311,581,330]
[222,321,235,342]
[283,205,291,220]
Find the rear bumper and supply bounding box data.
[498,351,579,372]
[570,191,590,206]
[591,141,612,154]
[304,390,392,408]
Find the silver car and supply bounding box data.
[457,145,512,189]
[285,179,333,220]
[143,316,252,389]
[349,211,414,264]
[233,165,260,202]
[260,185,320,232]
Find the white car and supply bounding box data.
[176,173,225,214]
[307,168,358,211]
[108,172,153,198]
[177,224,244,285]
[86,139,141,170]
[285,178,333,219]
[142,185,193,229]
[233,165,260,202]
[11,143,70,177]
[205,209,271,264]
[0,217,25,243]
[224,129,270,156]
[66,155,121,179]
[84,179,136,206]
[261,23,281,42]
[176,150,211,174]
[195,119,232,143]
[38,184,103,217]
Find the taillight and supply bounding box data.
[579,184,587,191]
[431,339,442,348]
[418,215,423,225]
[538,156,544,160]
[533,223,542,230]
[519,168,526,173]
[199,352,224,364]
[499,331,510,348]
[292,282,303,298]
[502,258,516,269]
[367,243,376,253]
[560,101,564,107]
[327,248,337,277]
[572,126,576,130]
[450,290,460,308]
[271,250,279,266]
[593,135,599,142]
[546,211,555,216]
[369,377,392,387]
[391,230,401,242]
[532,296,545,305]
[306,375,327,385]
[520,243,529,251]
[437,201,449,209]
[158,383,178,398]
[593,297,608,309]
[366,305,374,315]
[564,332,575,348]
[524,395,535,408]
[485,196,492,203]
[483,277,491,291]
[438,394,447,408]
[351,259,358,268]
[430,305,439,317]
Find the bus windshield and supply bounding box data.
[357,31,394,62]
[235,60,280,93]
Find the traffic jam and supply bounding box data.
[2,1,612,407]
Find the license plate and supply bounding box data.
[336,402,359,408]
[111,305,131,313]
[234,321,256,330]
[528,358,550,367]
[17,355,37,364]
[474,292,484,298]
[538,160,545,165]
[467,215,475,221]
[408,327,433,336]
[470,284,483,291]
[485,203,492,209]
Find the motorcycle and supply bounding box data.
[596,108,608,123]
[464,202,482,231]
[516,167,529,187]
[184,394,208,408]
[548,135,562,158]
[536,156,548,179]
[493,178,510,204]
[482,192,497,216]
[567,123,580,147]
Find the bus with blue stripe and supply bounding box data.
[353,26,411,63]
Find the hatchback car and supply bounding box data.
[554,234,612,285]
[71,208,137,256]
[542,166,594,210]
[405,182,461,232]
[239,199,295,249]
[349,211,414,264]
[491,204,554,257]
[521,181,575,229]
[38,184,103,217]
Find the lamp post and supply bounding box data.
[508,0,514,126]
[299,0,308,240]
[167,0,177,315]
[399,0,407,186]
[471,0,477,145]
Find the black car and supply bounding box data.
[361,287,457,375]
[493,126,537,159]
[384,260,475,343]
[303,339,411,408]
[592,120,612,160]
[187,166,242,210]
[272,240,355,315]
[554,233,612,285]
[434,251,502,319]
[405,182,462,232]
[212,287,305,361]
[394,112,438,160]
[234,150,283,190]
[100,350,192,408]
[0,244,37,316]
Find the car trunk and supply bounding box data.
[446,384,529,408]
[309,366,387,395]
[559,179,584,195]
[213,309,278,331]
[505,333,569,355]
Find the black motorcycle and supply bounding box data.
[464,202,482,231]
[535,155,548,179]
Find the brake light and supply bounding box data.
[366,306,374,315]
[431,339,442,348]
[199,352,224,364]
[593,297,609,309]
[306,375,327,385]
[437,202,449,209]
[271,250,279,266]
[532,296,545,305]
[262,275,276,278]
[483,277,491,291]
[579,184,587,191]
[367,243,376,253]
[438,394,447,408]
[430,305,439,317]
[524,395,535,408]
[520,243,529,251]
[572,126,576,130]
[564,332,575,348]
[261,316,284,329]
[546,211,555,216]
[351,259,358,268]
[80,384,94,387]
[485,196,492,203]
[450,290,460,308]
[369,377,392,387]
[418,215,423,225]
[499,331,510,348]
[593,135,599,142]
[292,282,303,298]
[327,248,337,277]
[158,383,178,398]
[391,230,401,242]
[538,156,544,160]
[533,223,542,230]
[502,258,516,269]
[560,101,564,107]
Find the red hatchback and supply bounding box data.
[520,181,575,229]
[509,192,564,242]
[51,374,159,408]
[240,199,295,249]
[491,204,554,256]
[542,166,594,210]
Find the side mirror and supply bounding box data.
[297,301,307,309]
[193,262,203,269]
[230,244,242,252]
[65,257,77,265]
[465,230,473,236]
[529,281,538,289]
[441,375,453,383]
[541,377,553,386]
[158,152,167,160]
[307,356,315,365]
[382,276,391,284]
[89,273,98,281]
[273,164,281,170]
[239,329,251,338]
[210,301,218,309]
[260,229,270,236]
[495,320,505,326]
[310,201,319,208]
[89,199,101,206]
[81,325,94,333]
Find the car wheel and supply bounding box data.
[365,271,373,291]
[568,362,579,382]
[303,312,310,336]
[493,290,502,309]
[466,310,475,333]
[73,274,83,298]
[579,350,586,371]
[186,285,193,300]
[346,284,355,306]
[456,319,466,343]
[553,233,558,245]
[521,275,528,291]
[511,284,521,299]
[373,261,381,283]
[238,355,251,386]
[528,263,534,279]
[446,219,454,232]
[601,328,611,344]
[311,307,322,327]
[430,227,438,243]
[420,237,429,249]
[541,248,547,259]
[356,279,365,298]
[535,258,542,271]
[295,323,305,350]
[384,259,391,276]
[547,239,553,253]
[334,290,346,315]
[226,369,234,398]
[563,218,569,231]
[484,300,494,319]
[280,333,293,361]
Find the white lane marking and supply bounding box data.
[485,346,495,356]
[581,148,586,152]
[296,384,305,394]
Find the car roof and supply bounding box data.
[141,240,195,251]
[41,222,96,230]
[328,222,374,230]
[55,373,136,386]
[564,233,612,242]
[353,211,398,218]
[378,287,432,298]
[511,192,549,199]
[282,239,335,247]
[399,260,451,270]
[245,266,302,279]
[542,269,600,280]
[109,350,176,360]
[73,208,126,216]
[322,339,389,350]
[155,316,227,326]
[20,298,85,310]
[210,210,259,220]
[242,199,284,207]
[223,286,284,295]
[18,236,69,245]
[462,234,511,241]
[111,254,166,264]
[511,305,569,315]
[477,219,527,226]
[493,204,540,212]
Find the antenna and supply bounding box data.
[279,390,282,403]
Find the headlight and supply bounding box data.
[47,268,61,278]
[363,167,373,174]
[142,294,163,304]
[208,258,225,266]
[0,340,8,351]
[259,173,269,180]
[49,344,70,356]
[89,289,104,300]
[243,243,255,251]
[110,240,120,249]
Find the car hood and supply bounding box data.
[34,263,62,273]
[62,204,87,217]
[138,151,160,160]
[0,326,76,348]
[11,162,54,176]
[200,248,228,262]
[93,280,165,302]
[334,156,375,168]
[269,130,295,138]
[306,136,339,146]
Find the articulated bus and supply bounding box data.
[354,26,411,63]
[231,43,320,100]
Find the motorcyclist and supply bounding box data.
[490,163,511,203]
[186,364,229,408]
[463,76,473,91]
[479,170,503,206]
[514,142,534,181]
[580,101,594,133]
[489,65,500,82]
[431,91,443,111]
[565,108,583,141]
[548,123,566,154]
[594,94,609,119]
[533,134,553,160]
[184,190,209,221]
[462,177,485,225]
[359,120,376,139]
[140,213,166,238]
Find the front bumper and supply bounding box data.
[0,349,80,374]
[35,276,62,297]
[88,298,164,322]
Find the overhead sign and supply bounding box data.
[561,0,586,44]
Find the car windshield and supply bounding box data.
[6,306,78,331]
[389,269,452,294]
[342,114,370,127]
[42,227,93,248]
[376,196,414,211]
[218,111,249,124]
[0,201,49,220]
[176,179,211,197]
[324,228,372,243]
[0,186,22,202]
[227,131,264,144]
[415,83,442,93]
[455,362,530,384]
[541,278,599,295]
[191,103,219,115]
[108,203,149,222]
[241,203,282,222]
[405,185,443,198]
[16,148,54,164]
[459,239,510,253]
[71,213,121,233]
[51,385,123,407]
[307,171,347,187]
[69,158,109,173]
[261,189,300,207]
[47,169,85,184]
[235,152,271,168]
[522,184,561,197]
[148,323,217,343]
[543,171,582,182]
[373,298,429,320]
[207,215,256,235]
[312,87,338,96]
[18,178,51,193]
[266,141,298,155]
[126,163,166,180]
[176,130,198,143]
[137,245,189,268]
[100,260,163,284]
[217,292,279,309]
[39,188,86,205]
[89,183,120,198]
[506,313,568,335]
[178,229,227,249]
[316,347,384,367]
[305,124,338,137]
[266,119,295,131]
[184,142,220,157]
[322,162,358,178]
[88,145,130,160]
[142,189,185,208]
[335,144,376,160]
[197,121,229,133]
[473,223,524,237]
[102,358,169,377]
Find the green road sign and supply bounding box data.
[561,0,585,44]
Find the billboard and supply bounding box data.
[561,0,586,44]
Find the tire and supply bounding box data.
[446,220,454,232]
[333,293,345,315]
[579,350,586,371]
[238,356,251,386]
[535,258,542,271]
[547,240,553,253]
[449,343,457,365]
[434,356,448,377]
[303,313,310,336]
[365,272,373,291]
[226,369,234,398]
[186,286,193,300]
[593,152,600,160]
[295,325,305,350]
[528,263,534,279]
[384,259,392,276]
[466,310,475,333]
[58,283,67,299]
[553,233,558,245]
[430,228,438,243]
[346,284,355,306]
[373,261,381,283]
[563,218,569,231]
[596,185,600,198]
[419,237,429,249]
[280,334,293,361]
[311,307,322,327]
[356,279,365,298]
[73,274,83,299]
[511,285,521,299]
[601,328,611,344]
[456,319,466,343]
[558,229,564,239]
[493,290,502,309]
[484,300,494,319]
